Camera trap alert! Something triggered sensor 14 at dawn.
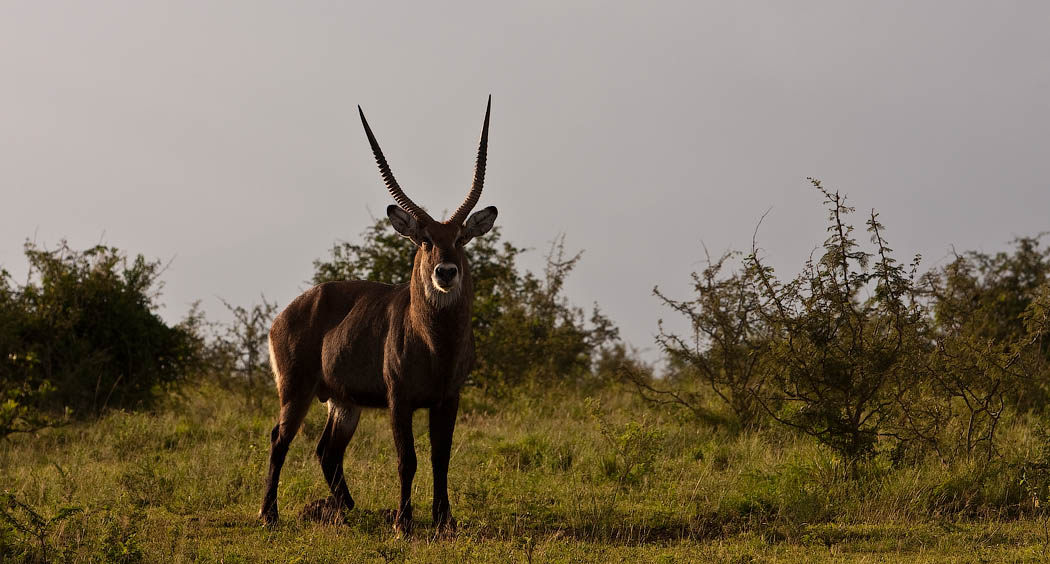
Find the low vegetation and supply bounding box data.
[3,180,1050,561]
[5,381,1050,562]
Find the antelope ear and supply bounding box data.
[387,205,420,240]
[462,206,498,243]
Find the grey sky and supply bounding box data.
[2,1,1048,359]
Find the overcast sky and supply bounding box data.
[2,1,1048,360]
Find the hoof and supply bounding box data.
[259,506,279,527]
[435,516,457,535]
[393,507,413,536]
[393,522,413,537]
[433,507,457,535]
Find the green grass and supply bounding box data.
[3,381,1050,563]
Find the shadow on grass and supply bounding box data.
[188,497,1028,554]
[288,504,877,546]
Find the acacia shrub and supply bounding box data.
[650,181,1050,467]
[211,296,279,390]
[646,251,770,426]
[923,236,1050,417]
[746,183,934,466]
[650,181,936,467]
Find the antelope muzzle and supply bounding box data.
[432,263,459,291]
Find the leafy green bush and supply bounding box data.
[926,235,1050,345]
[923,236,1050,420]
[0,269,57,437]
[0,241,202,427]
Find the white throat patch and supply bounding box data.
[424,275,462,309]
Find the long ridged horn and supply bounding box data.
[448,96,491,225]
[358,106,433,223]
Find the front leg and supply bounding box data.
[390,403,416,535]
[429,396,459,532]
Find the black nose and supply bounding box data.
[435,265,458,283]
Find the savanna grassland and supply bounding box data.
[3,380,1050,563]
[5,185,1050,563]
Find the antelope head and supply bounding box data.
[358,98,498,307]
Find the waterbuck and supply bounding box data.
[260,98,497,534]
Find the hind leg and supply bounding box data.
[259,385,314,526]
[316,402,362,512]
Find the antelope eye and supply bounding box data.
[421,236,433,247]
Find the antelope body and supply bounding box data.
[259,98,497,534]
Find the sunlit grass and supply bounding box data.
[2,380,1049,563]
